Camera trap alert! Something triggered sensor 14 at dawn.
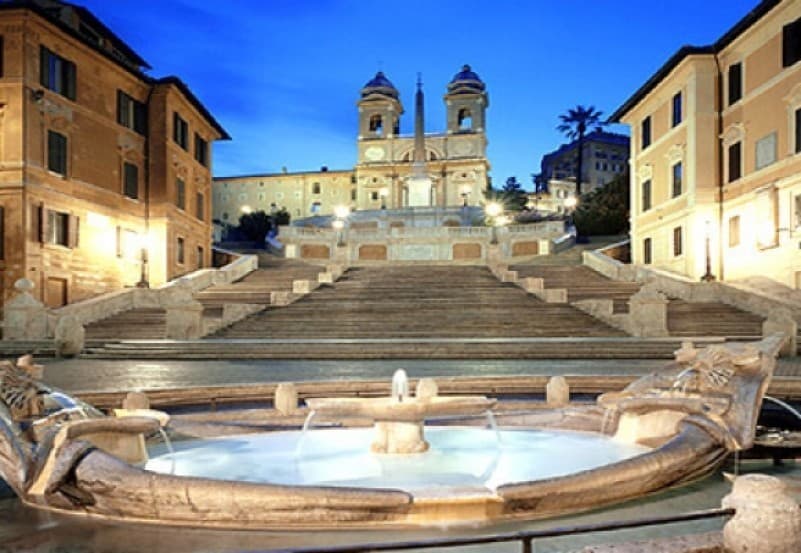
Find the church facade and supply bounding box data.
[212,66,490,223]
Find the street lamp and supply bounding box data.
[564,195,578,233]
[332,219,345,247]
[460,185,471,207]
[485,201,504,244]
[701,220,716,282]
[135,246,149,288]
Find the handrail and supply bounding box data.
[263,507,735,552]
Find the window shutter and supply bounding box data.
[42,207,51,244]
[134,102,147,135]
[39,46,48,88]
[783,19,801,68]
[64,60,76,101]
[116,90,124,126]
[31,203,43,242]
[68,214,79,249]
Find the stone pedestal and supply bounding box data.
[627,284,669,337]
[3,279,47,340]
[723,473,801,553]
[274,383,298,415]
[416,378,439,400]
[763,310,797,357]
[546,376,570,406]
[54,315,85,357]
[164,280,204,339]
[371,420,429,454]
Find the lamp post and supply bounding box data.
[701,220,716,282]
[564,195,578,234]
[460,185,471,207]
[379,187,389,210]
[485,201,503,245]
[332,204,350,247]
[136,246,149,288]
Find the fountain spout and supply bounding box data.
[392,369,409,403]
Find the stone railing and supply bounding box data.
[2,249,259,354]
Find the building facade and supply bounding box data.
[0,0,228,307]
[212,66,490,223]
[611,0,801,287]
[535,131,629,213]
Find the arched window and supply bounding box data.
[369,114,383,136]
[428,151,438,161]
[458,108,473,130]
[393,118,400,135]
[312,182,321,194]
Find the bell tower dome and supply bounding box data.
[357,71,403,140]
[444,64,488,134]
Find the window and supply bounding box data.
[643,238,652,265]
[728,142,741,183]
[782,16,801,68]
[46,210,69,246]
[194,133,208,166]
[672,92,682,127]
[47,130,68,175]
[117,228,139,260]
[0,205,4,260]
[641,116,651,149]
[641,180,652,212]
[123,162,138,199]
[672,162,682,198]
[176,178,185,210]
[729,215,741,247]
[197,246,204,270]
[173,113,188,149]
[371,191,379,201]
[458,108,473,130]
[369,114,383,135]
[795,107,801,154]
[176,237,185,264]
[117,91,147,135]
[196,192,204,220]
[40,46,76,100]
[728,63,742,105]
[312,182,321,194]
[673,226,682,257]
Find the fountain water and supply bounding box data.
[391,369,409,402]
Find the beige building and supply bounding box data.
[0,0,228,307]
[611,0,801,288]
[213,66,490,223]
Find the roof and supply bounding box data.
[214,169,354,181]
[447,64,485,93]
[609,0,782,122]
[542,130,630,164]
[155,77,230,140]
[361,71,399,99]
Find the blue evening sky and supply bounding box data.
[82,1,757,189]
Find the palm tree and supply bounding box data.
[557,105,605,197]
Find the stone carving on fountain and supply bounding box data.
[0,335,787,528]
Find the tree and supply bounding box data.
[572,172,630,236]
[557,105,606,197]
[238,210,274,244]
[501,176,528,211]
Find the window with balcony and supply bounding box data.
[47,130,68,175]
[728,63,742,105]
[641,116,651,150]
[123,162,138,199]
[40,46,76,100]
[117,91,147,135]
[173,113,188,150]
[728,142,742,183]
[671,162,682,198]
[672,92,682,127]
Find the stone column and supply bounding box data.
[763,310,797,357]
[3,279,47,340]
[627,284,669,337]
[274,383,298,415]
[546,376,570,406]
[723,474,801,553]
[54,315,85,357]
[163,280,204,339]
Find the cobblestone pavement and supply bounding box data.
[38,356,801,393]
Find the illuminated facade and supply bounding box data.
[611,0,801,287]
[212,66,490,222]
[0,0,228,307]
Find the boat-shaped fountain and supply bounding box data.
[0,336,785,528]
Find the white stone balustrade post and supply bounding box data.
[3,279,47,340]
[163,280,204,340]
[627,284,669,337]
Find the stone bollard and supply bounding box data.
[627,284,669,337]
[274,383,298,415]
[763,310,797,357]
[163,280,204,339]
[54,315,85,357]
[722,473,801,553]
[416,378,438,400]
[3,279,47,340]
[122,391,150,410]
[546,376,570,406]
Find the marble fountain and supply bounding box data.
[0,335,785,529]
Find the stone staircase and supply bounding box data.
[511,263,766,339]
[84,308,167,342]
